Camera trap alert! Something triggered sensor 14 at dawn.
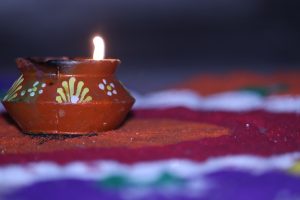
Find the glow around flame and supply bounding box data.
[93,36,105,60]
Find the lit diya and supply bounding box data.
[1,36,135,134]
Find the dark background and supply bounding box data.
[1,0,300,92]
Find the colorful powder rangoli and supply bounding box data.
[0,71,300,200]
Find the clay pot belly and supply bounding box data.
[2,57,135,135]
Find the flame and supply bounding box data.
[93,36,105,60]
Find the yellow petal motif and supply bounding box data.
[56,96,63,103]
[76,81,84,97]
[57,88,67,102]
[56,77,92,104]
[3,75,24,102]
[62,81,70,102]
[69,77,76,98]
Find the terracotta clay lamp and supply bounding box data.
[2,36,135,134]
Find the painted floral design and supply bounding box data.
[20,81,46,98]
[56,77,92,104]
[3,75,24,101]
[99,79,117,96]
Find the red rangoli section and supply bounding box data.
[0,113,228,153]
[1,108,300,165]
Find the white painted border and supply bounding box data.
[133,90,300,113]
[0,152,299,192]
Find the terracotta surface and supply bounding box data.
[1,57,135,134]
[0,113,229,154]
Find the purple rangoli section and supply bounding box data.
[4,170,300,200]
